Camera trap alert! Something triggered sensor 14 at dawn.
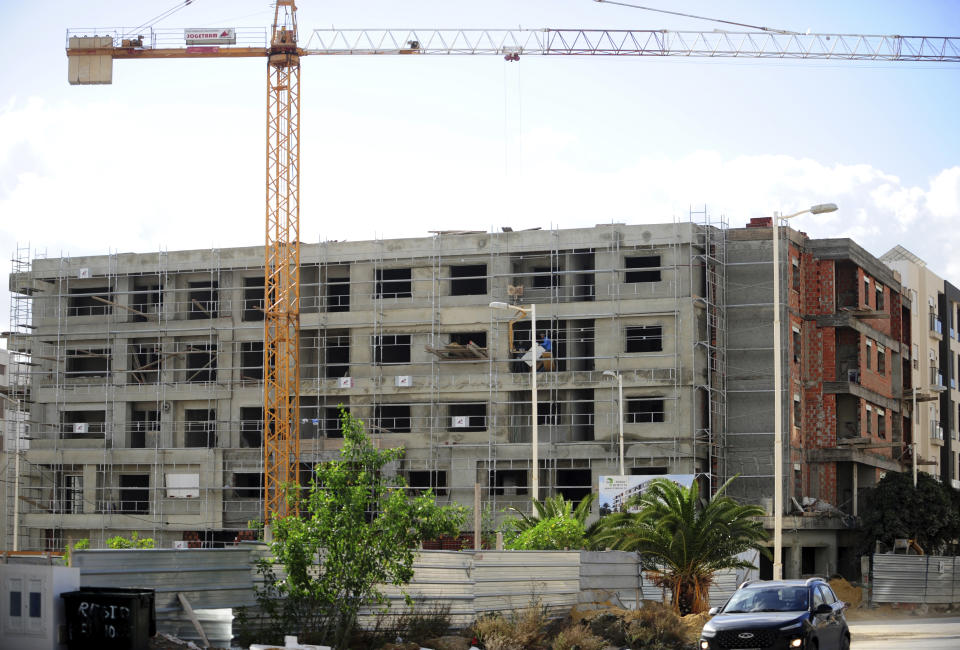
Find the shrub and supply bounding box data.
[625,602,689,650]
[472,601,549,650]
[586,611,629,646]
[106,532,155,549]
[365,602,453,646]
[551,623,606,650]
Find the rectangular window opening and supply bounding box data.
[374,334,411,365]
[556,468,592,505]
[326,269,350,312]
[186,343,217,383]
[625,255,661,283]
[240,406,263,447]
[449,403,487,432]
[131,408,159,448]
[129,340,161,384]
[325,331,350,377]
[119,474,149,514]
[450,264,487,296]
[243,276,265,321]
[241,341,264,381]
[375,404,412,433]
[408,470,448,496]
[188,281,219,320]
[376,268,412,299]
[65,348,111,379]
[68,286,111,317]
[533,266,559,289]
[625,326,663,353]
[131,279,163,322]
[324,406,347,438]
[626,398,665,423]
[184,408,216,448]
[491,469,528,496]
[235,473,263,499]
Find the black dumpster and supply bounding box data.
[61,587,156,650]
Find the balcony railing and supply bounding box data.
[931,367,944,387]
[930,315,943,334]
[931,421,944,440]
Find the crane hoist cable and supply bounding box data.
[124,0,197,38]
[593,0,800,35]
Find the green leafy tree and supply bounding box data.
[859,470,960,555]
[105,532,155,549]
[507,515,585,550]
[590,476,768,615]
[502,493,597,550]
[265,411,466,648]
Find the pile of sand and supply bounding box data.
[829,576,863,608]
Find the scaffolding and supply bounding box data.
[5,221,726,550]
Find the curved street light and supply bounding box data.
[772,202,838,580]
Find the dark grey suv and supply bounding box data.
[698,578,850,650]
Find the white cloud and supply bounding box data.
[2,97,960,337]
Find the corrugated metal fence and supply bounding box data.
[72,547,263,646]
[68,546,763,643]
[578,550,755,610]
[872,554,960,604]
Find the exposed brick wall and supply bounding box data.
[788,239,903,505]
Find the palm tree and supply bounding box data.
[503,492,597,537]
[590,476,768,615]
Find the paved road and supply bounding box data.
[850,617,960,649]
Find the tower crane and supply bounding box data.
[65,3,960,525]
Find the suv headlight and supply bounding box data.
[700,626,716,638]
[789,638,803,648]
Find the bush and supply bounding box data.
[586,612,629,646]
[550,623,606,650]
[625,602,689,650]
[106,532,155,549]
[363,602,453,647]
[472,601,549,650]
[506,515,585,551]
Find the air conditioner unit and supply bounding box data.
[451,416,469,428]
[73,422,88,434]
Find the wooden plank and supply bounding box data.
[177,592,210,649]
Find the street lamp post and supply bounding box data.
[772,202,837,580]
[490,301,539,499]
[602,370,625,475]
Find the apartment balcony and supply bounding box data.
[930,315,943,339]
[930,366,945,389]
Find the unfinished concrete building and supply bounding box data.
[4,220,728,551]
[726,222,910,578]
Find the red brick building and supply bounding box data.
[726,223,908,579]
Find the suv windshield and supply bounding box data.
[723,585,809,613]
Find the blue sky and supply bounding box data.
[1,1,959,331]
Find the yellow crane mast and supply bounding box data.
[263,0,302,522]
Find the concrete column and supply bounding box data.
[82,464,98,514]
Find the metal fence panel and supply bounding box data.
[71,547,261,647]
[72,548,260,612]
[872,554,960,604]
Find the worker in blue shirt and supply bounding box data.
[538,332,552,352]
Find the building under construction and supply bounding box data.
[4,218,729,551]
